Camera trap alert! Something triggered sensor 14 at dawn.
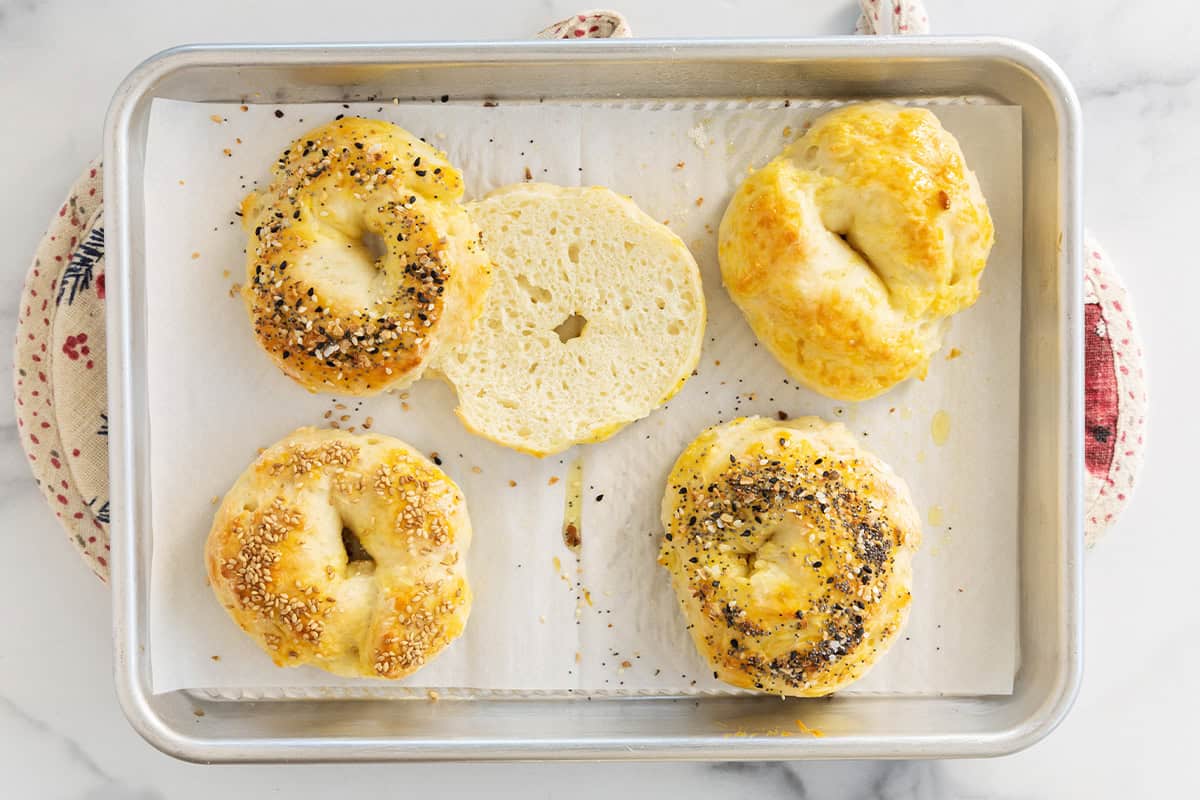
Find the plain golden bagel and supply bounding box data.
[205,427,472,679]
[658,416,921,696]
[241,117,491,395]
[436,183,706,457]
[718,101,994,401]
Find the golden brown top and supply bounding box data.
[658,416,920,696]
[205,427,471,679]
[719,102,994,401]
[241,117,490,395]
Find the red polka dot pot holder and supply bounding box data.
[13,162,111,580]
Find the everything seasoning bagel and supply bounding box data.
[658,416,921,696]
[240,118,491,395]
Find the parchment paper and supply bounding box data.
[144,97,1022,696]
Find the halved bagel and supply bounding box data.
[435,184,706,456]
[241,117,491,395]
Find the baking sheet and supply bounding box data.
[143,97,1022,696]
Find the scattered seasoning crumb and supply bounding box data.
[323,410,332,419]
[714,359,721,366]
[947,347,963,360]
[621,660,632,668]
[240,105,248,112]
[227,283,241,298]
[222,269,230,279]
[676,161,686,169]
[191,251,200,260]
[348,426,357,433]
[178,179,185,186]
[335,403,347,410]
[401,401,411,412]
[363,417,373,430]
[330,421,340,429]
[210,655,220,661]
[508,479,518,487]
[210,114,224,123]
[595,494,604,502]
[471,466,482,474]
[777,410,789,421]
[431,452,443,465]
[483,100,498,107]
[575,652,582,664]
[274,109,284,118]
[427,690,440,702]
[563,523,581,549]
[523,166,533,181]
[783,125,793,138]
[235,137,242,144]
[210,496,220,505]
[548,476,560,486]
[193,709,205,717]
[695,196,704,207]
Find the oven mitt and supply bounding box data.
[12,3,1145,581]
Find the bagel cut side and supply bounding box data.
[435,184,706,457]
[719,101,994,402]
[241,117,491,396]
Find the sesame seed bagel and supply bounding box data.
[658,416,920,696]
[241,117,491,395]
[435,183,706,456]
[205,427,471,679]
[719,102,994,401]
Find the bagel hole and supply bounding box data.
[341,526,374,566]
[361,231,388,263]
[553,313,587,344]
[837,232,867,263]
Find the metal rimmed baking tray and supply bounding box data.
[104,37,1083,762]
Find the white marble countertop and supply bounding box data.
[2,0,1195,796]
